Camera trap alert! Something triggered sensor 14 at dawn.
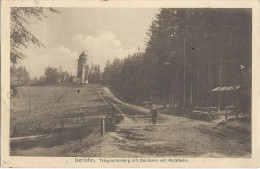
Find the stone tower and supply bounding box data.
[77,51,88,84]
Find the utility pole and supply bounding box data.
[191,84,193,105]
[197,47,200,106]
[54,87,56,102]
[139,66,141,105]
[28,82,31,114]
[183,37,186,108]
[94,70,96,85]
[232,32,238,119]
[170,32,178,109]
[207,49,210,113]
[205,33,212,112]
[164,63,166,107]
[164,61,171,107]
[219,43,223,111]
[101,73,103,85]
[171,61,174,109]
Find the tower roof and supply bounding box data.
[79,50,87,60]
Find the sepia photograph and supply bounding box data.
[1,0,260,168]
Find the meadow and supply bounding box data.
[10,85,111,156]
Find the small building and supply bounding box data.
[211,85,241,110]
[72,77,81,84]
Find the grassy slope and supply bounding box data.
[10,85,111,156]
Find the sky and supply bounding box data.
[20,8,159,78]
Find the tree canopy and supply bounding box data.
[10,7,59,65]
[103,8,252,111]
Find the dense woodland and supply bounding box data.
[102,9,252,113]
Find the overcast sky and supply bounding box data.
[20,8,159,77]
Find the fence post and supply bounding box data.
[61,111,64,133]
[225,108,227,120]
[235,107,238,119]
[100,116,105,136]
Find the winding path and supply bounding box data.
[80,87,250,158]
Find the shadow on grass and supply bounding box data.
[10,125,100,151]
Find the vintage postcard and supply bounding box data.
[1,0,260,168]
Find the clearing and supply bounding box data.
[10,85,251,157]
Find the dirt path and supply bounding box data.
[80,87,250,158]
